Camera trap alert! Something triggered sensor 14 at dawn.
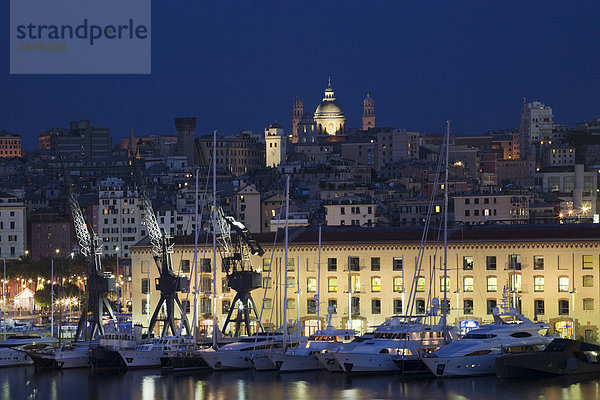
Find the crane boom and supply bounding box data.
[60,156,116,341]
[130,155,190,337]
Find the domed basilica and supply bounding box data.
[291,79,375,143]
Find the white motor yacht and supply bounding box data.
[270,309,357,372]
[0,334,57,367]
[333,313,454,374]
[422,307,551,377]
[201,326,303,371]
[28,341,93,369]
[89,325,145,369]
[118,336,192,369]
[315,332,375,372]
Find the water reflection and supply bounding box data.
[1,367,600,400]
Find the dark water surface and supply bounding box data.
[2,367,600,400]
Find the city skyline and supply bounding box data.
[2,1,599,149]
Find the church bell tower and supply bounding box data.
[362,92,375,131]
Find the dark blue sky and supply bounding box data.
[2,1,599,149]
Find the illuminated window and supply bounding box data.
[262,277,271,289]
[440,277,450,292]
[416,277,425,292]
[328,277,337,293]
[463,256,473,270]
[534,276,544,292]
[371,277,381,292]
[487,276,497,292]
[558,277,569,292]
[262,259,271,272]
[351,275,361,292]
[583,255,593,270]
[463,277,473,292]
[393,277,403,292]
[307,278,317,293]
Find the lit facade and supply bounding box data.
[130,226,600,340]
[0,133,22,158]
[0,192,27,259]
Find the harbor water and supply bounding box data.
[2,367,600,400]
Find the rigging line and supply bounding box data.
[406,131,447,317]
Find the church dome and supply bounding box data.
[315,100,344,117]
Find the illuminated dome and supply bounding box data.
[315,100,344,116]
[314,78,346,136]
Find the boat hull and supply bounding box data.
[496,352,600,379]
[29,351,89,369]
[89,347,126,370]
[118,349,161,369]
[422,354,498,377]
[200,349,254,370]
[315,353,343,372]
[161,354,210,372]
[334,352,397,374]
[0,348,31,367]
[271,353,323,372]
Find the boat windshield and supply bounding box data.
[463,333,497,339]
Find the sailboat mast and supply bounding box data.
[443,120,450,328]
[212,130,218,349]
[283,175,290,349]
[192,168,199,343]
[3,259,5,340]
[317,225,321,330]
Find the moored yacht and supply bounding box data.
[200,326,303,371]
[495,338,600,379]
[270,308,357,372]
[333,314,452,374]
[0,334,57,367]
[89,325,145,369]
[422,307,551,377]
[315,332,375,372]
[118,336,192,369]
[28,341,93,369]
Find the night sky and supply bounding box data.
[2,1,599,149]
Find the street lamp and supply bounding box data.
[115,246,120,316]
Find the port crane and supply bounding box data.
[61,157,117,340]
[215,208,265,336]
[132,157,190,337]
